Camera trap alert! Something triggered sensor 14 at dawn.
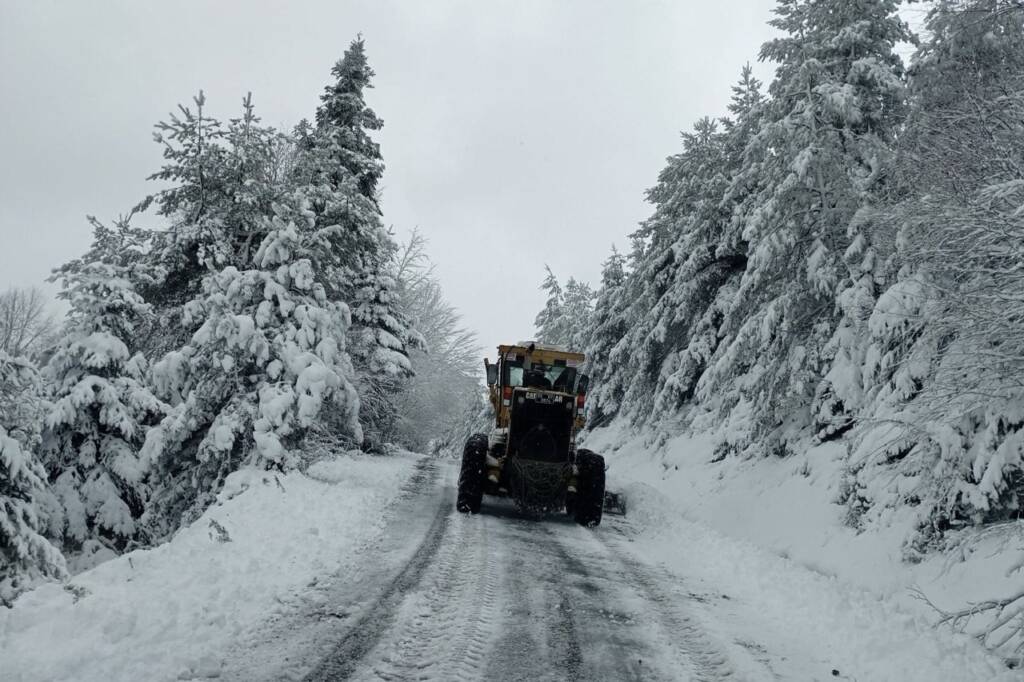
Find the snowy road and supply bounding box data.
[5,452,1009,681]
[222,458,774,681]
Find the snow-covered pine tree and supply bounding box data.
[294,38,416,445]
[42,221,166,558]
[576,67,765,438]
[808,6,912,443]
[845,0,1024,542]
[349,267,417,446]
[716,63,766,258]
[611,146,688,404]
[143,199,362,536]
[591,112,739,428]
[141,92,291,359]
[699,0,910,456]
[562,278,596,352]
[534,267,594,349]
[0,353,47,452]
[672,66,766,441]
[632,117,738,426]
[585,247,629,427]
[534,266,567,346]
[0,353,67,605]
[128,94,346,534]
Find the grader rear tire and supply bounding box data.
[456,433,488,514]
[574,449,605,527]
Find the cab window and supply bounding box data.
[502,360,576,392]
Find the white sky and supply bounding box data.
[1,0,780,359]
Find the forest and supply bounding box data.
[0,38,479,604]
[531,0,1024,649]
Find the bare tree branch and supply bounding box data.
[0,286,59,358]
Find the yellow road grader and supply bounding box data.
[455,342,613,527]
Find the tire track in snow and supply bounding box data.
[346,511,502,681]
[302,462,453,682]
[236,458,765,682]
[542,523,657,681]
[220,457,448,682]
[481,506,586,682]
[443,518,501,682]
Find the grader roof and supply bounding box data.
[498,343,585,365]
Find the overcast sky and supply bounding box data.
[1,0,781,358]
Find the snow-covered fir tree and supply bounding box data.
[584,247,629,427]
[348,267,418,446]
[294,37,417,445]
[534,266,566,346]
[843,0,1024,543]
[141,92,291,358]
[542,3,913,462]
[697,0,910,456]
[587,85,762,431]
[42,222,166,557]
[620,117,736,425]
[143,200,362,536]
[562,278,596,352]
[534,267,594,350]
[0,353,66,606]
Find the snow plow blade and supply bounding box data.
[603,490,627,516]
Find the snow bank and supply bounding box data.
[587,424,1019,678]
[619,479,1015,681]
[0,451,419,682]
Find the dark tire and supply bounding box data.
[574,449,605,527]
[456,433,488,514]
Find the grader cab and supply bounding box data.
[455,342,607,526]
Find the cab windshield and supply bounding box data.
[504,361,577,393]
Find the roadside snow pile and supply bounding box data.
[0,450,418,682]
[588,424,1022,677]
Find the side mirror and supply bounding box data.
[576,374,590,395]
[485,361,499,387]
